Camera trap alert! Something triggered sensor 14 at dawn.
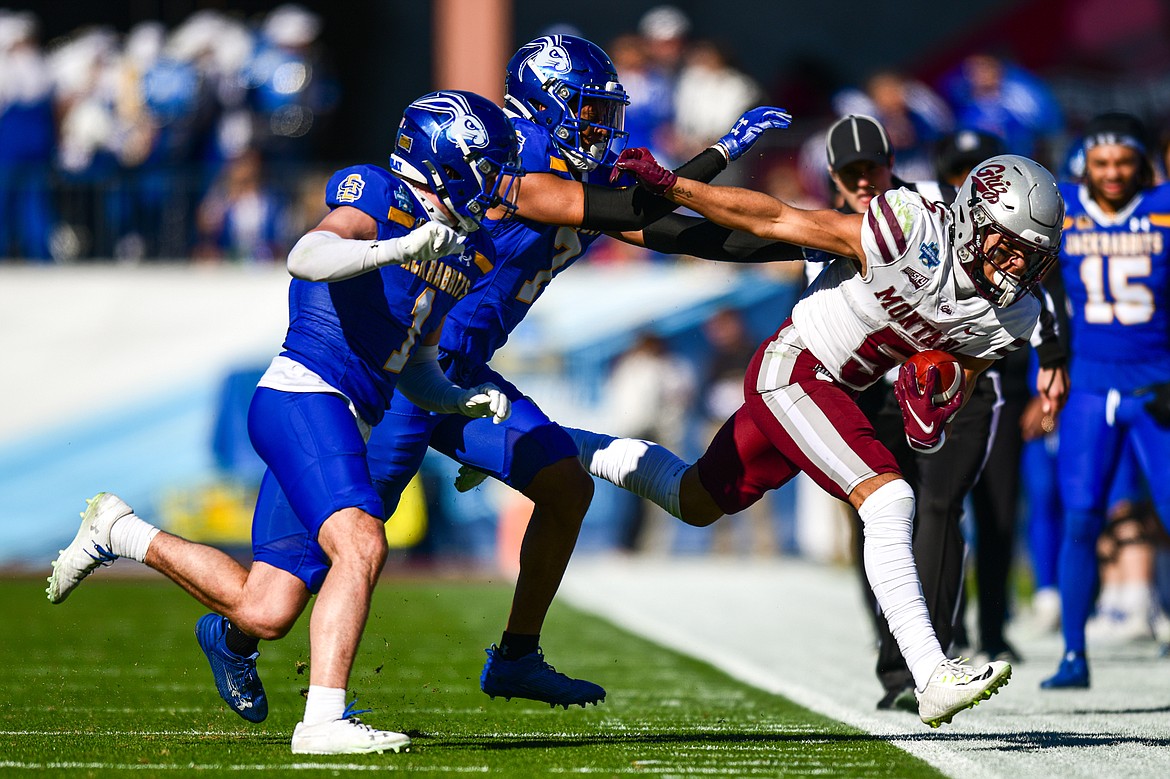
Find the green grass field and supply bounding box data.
[2,575,944,777]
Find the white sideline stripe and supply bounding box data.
[561,559,997,779]
[0,762,488,773]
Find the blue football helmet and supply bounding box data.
[504,35,629,172]
[389,90,522,231]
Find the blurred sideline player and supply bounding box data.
[364,35,793,707]
[47,91,521,755]
[1042,112,1170,688]
[571,145,1066,727]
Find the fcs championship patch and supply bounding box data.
[336,173,365,203]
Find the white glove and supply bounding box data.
[380,221,465,265]
[457,383,511,424]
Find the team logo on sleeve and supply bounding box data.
[336,173,365,203]
[413,92,489,153]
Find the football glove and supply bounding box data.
[611,147,677,194]
[458,383,511,424]
[454,464,490,493]
[714,106,792,162]
[893,362,963,453]
[386,221,466,264]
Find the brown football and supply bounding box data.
[905,350,965,404]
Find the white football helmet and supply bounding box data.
[950,154,1064,307]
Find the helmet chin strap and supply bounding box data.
[402,180,461,231]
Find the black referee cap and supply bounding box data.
[826,115,891,172]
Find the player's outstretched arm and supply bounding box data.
[615,147,863,260]
[629,212,805,263]
[507,106,791,232]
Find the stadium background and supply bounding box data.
[2,0,1169,574]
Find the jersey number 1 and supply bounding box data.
[383,289,436,373]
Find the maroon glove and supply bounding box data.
[892,362,964,453]
[610,147,678,194]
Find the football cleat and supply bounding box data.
[195,614,268,722]
[480,644,605,708]
[291,709,411,755]
[916,657,1011,728]
[46,492,132,604]
[1040,651,1090,689]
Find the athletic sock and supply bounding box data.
[108,512,160,563]
[303,685,346,725]
[225,620,260,657]
[564,427,687,518]
[858,479,945,690]
[499,631,539,660]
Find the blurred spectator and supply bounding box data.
[604,332,697,552]
[628,4,692,167]
[699,309,779,555]
[195,147,287,263]
[834,69,953,181]
[933,128,1007,187]
[672,39,763,185]
[245,4,338,173]
[638,5,690,76]
[608,33,675,163]
[0,11,56,261]
[939,52,1064,164]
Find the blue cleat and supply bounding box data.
[1040,651,1090,689]
[195,613,268,722]
[480,644,605,708]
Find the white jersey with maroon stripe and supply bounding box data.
[791,187,1038,392]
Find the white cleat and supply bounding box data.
[46,493,132,604]
[917,657,1011,728]
[291,718,411,755]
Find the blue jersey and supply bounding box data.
[280,164,494,426]
[1058,181,1170,393]
[436,118,612,380]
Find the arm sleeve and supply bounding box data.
[641,213,805,262]
[1030,284,1067,368]
[287,230,385,281]
[394,345,465,415]
[579,147,727,232]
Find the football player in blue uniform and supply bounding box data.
[47,91,521,755]
[365,35,793,708]
[1041,112,1170,689]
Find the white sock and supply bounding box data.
[1096,582,1122,613]
[303,685,347,725]
[858,479,945,691]
[1118,582,1153,618]
[565,427,687,518]
[109,512,161,563]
